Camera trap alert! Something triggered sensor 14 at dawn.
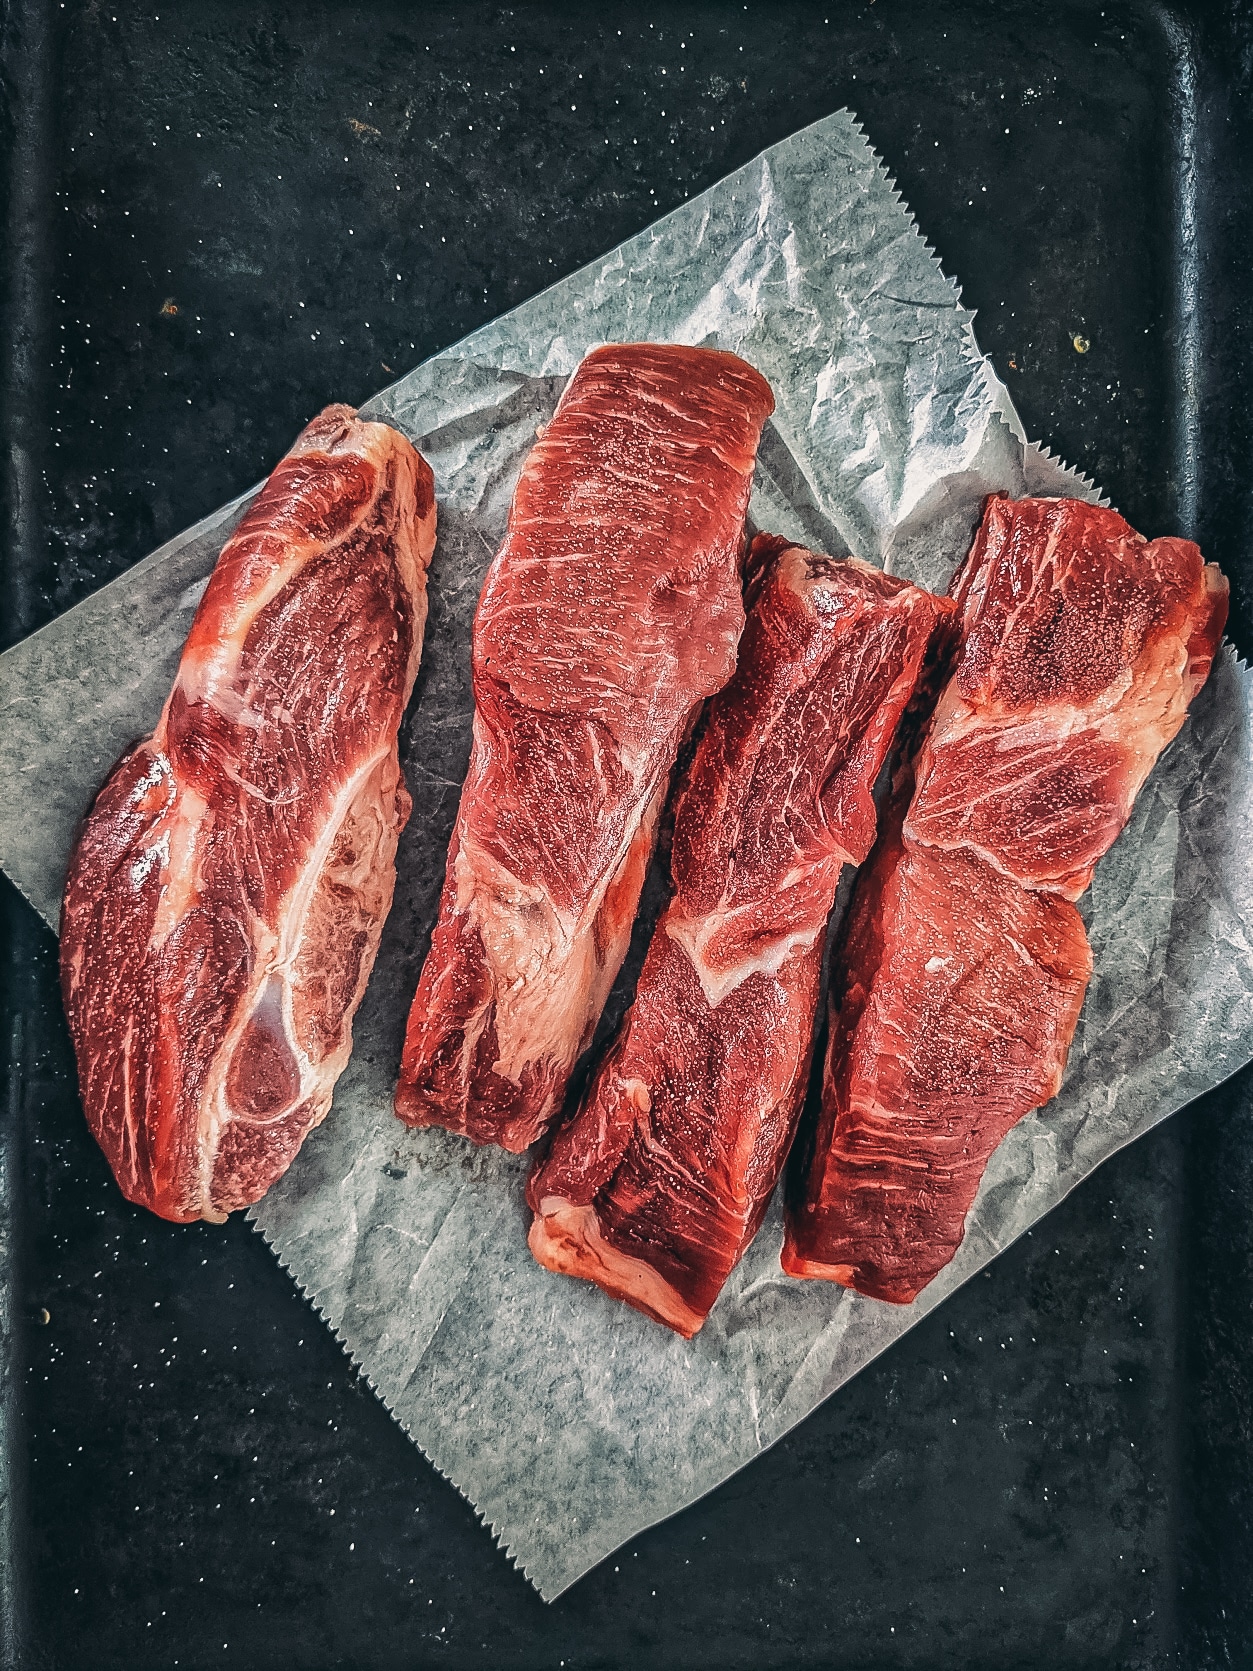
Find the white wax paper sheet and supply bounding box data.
[2,110,1251,1600]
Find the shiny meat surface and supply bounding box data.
[784,795,1092,1302]
[784,494,1229,1301]
[395,343,774,1152]
[908,496,1230,899]
[60,406,436,1222]
[528,537,951,1334]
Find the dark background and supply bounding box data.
[2,1,1252,1666]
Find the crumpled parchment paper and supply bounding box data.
[1,110,1251,1600]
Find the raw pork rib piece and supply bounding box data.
[395,343,774,1152]
[527,536,952,1335]
[61,406,435,1223]
[784,495,1228,1302]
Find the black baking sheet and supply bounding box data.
[2,2,1252,1667]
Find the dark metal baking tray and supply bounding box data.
[2,1,1251,1666]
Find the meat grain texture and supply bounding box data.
[529,536,952,1334]
[784,494,1229,1301]
[61,406,435,1222]
[395,343,774,1152]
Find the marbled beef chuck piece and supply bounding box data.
[784,495,1229,1302]
[395,343,774,1153]
[528,536,952,1336]
[61,406,436,1223]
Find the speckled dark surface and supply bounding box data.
[2,1,1252,1667]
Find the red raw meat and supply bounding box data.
[783,787,1093,1302]
[61,406,436,1223]
[784,495,1229,1302]
[907,496,1230,898]
[527,536,952,1335]
[395,343,774,1152]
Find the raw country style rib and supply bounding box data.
[784,495,1229,1302]
[528,536,952,1335]
[61,406,435,1223]
[395,343,774,1152]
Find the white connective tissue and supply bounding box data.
[1,110,1251,1600]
